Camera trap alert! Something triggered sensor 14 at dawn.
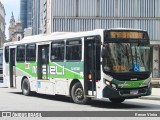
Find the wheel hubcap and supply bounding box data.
[75,88,83,100]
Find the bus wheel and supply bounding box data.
[22,78,31,96]
[71,82,88,104]
[109,98,125,103]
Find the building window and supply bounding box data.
[26,44,36,61]
[16,45,25,62]
[66,39,82,61]
[5,46,9,63]
[51,41,64,61]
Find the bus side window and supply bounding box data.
[5,46,9,63]
[16,45,25,62]
[66,39,82,61]
[51,41,64,61]
[26,44,36,61]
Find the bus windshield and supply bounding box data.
[102,30,151,79]
[103,42,150,72]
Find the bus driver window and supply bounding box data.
[102,42,112,71]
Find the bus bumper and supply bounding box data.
[103,84,152,99]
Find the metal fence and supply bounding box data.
[51,0,160,40]
[52,18,160,41]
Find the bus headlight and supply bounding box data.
[104,79,117,90]
[106,81,111,86]
[104,79,111,86]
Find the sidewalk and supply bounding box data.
[140,88,160,100]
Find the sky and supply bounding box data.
[0,0,20,40]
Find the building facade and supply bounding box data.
[20,0,33,29]
[32,0,43,35]
[32,0,51,35]
[8,13,23,42]
[0,2,5,48]
[24,27,32,37]
[8,12,15,40]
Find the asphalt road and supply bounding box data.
[0,85,160,112]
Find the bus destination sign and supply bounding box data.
[110,32,143,39]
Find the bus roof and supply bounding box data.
[108,28,146,32]
[4,29,104,46]
[4,28,147,46]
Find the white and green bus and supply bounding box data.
[3,28,152,104]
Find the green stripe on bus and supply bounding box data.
[112,78,151,88]
[16,61,84,79]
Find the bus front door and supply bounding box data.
[38,45,49,80]
[9,48,16,88]
[84,36,101,96]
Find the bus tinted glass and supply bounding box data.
[103,30,150,79]
[26,44,36,61]
[66,39,82,61]
[51,41,64,61]
[5,46,9,63]
[17,45,25,62]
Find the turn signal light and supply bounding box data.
[88,74,92,79]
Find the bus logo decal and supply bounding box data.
[32,65,65,75]
[134,64,140,72]
[37,81,41,88]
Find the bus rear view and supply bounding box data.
[101,29,152,103]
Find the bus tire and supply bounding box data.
[22,78,31,96]
[109,98,125,103]
[71,82,88,104]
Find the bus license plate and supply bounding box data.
[130,90,138,95]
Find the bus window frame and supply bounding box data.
[16,45,26,62]
[4,46,9,63]
[66,38,82,62]
[26,44,36,62]
[50,40,65,62]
